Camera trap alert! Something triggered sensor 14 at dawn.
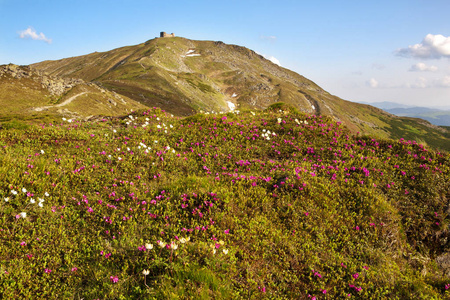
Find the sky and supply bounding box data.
[1,0,450,108]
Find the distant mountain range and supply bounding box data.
[361,101,450,126]
[1,36,449,150]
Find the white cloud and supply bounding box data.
[255,51,281,66]
[396,34,450,59]
[435,76,450,87]
[265,55,281,66]
[367,78,379,88]
[409,62,438,72]
[260,35,277,42]
[401,76,450,88]
[406,77,429,89]
[364,77,434,89]
[18,27,52,44]
[371,63,385,70]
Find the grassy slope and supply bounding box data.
[0,106,449,299]
[0,67,148,126]
[31,37,450,152]
[0,72,53,115]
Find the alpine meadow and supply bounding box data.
[1,35,450,299]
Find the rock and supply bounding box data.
[436,252,450,276]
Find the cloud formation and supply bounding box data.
[436,76,450,87]
[371,63,385,70]
[365,75,450,90]
[18,27,52,44]
[367,78,379,88]
[396,34,450,59]
[406,77,428,89]
[264,55,281,66]
[401,77,450,89]
[260,35,277,42]
[409,62,438,72]
[255,51,281,66]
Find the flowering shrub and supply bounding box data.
[0,107,449,298]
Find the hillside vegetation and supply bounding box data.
[0,64,147,125]
[30,37,450,152]
[1,105,449,299]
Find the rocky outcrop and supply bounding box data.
[436,252,450,277]
[0,64,84,96]
[0,64,30,79]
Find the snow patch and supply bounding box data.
[227,101,236,111]
[184,49,201,57]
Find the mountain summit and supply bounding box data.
[10,36,449,150]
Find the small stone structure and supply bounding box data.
[160,32,175,38]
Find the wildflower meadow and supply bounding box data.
[1,104,449,299]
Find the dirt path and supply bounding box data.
[34,92,87,111]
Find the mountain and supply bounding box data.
[385,108,450,127]
[2,37,450,298]
[366,101,450,112]
[387,107,438,115]
[0,64,147,124]
[2,36,448,151]
[360,102,450,127]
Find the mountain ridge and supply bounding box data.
[364,103,450,127]
[2,36,448,151]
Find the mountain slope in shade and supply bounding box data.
[27,36,450,151]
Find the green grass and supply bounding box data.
[0,107,449,299]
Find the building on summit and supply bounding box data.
[160,32,175,38]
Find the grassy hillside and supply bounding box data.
[1,106,449,299]
[30,37,450,151]
[0,64,148,126]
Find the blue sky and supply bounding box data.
[1,0,450,107]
